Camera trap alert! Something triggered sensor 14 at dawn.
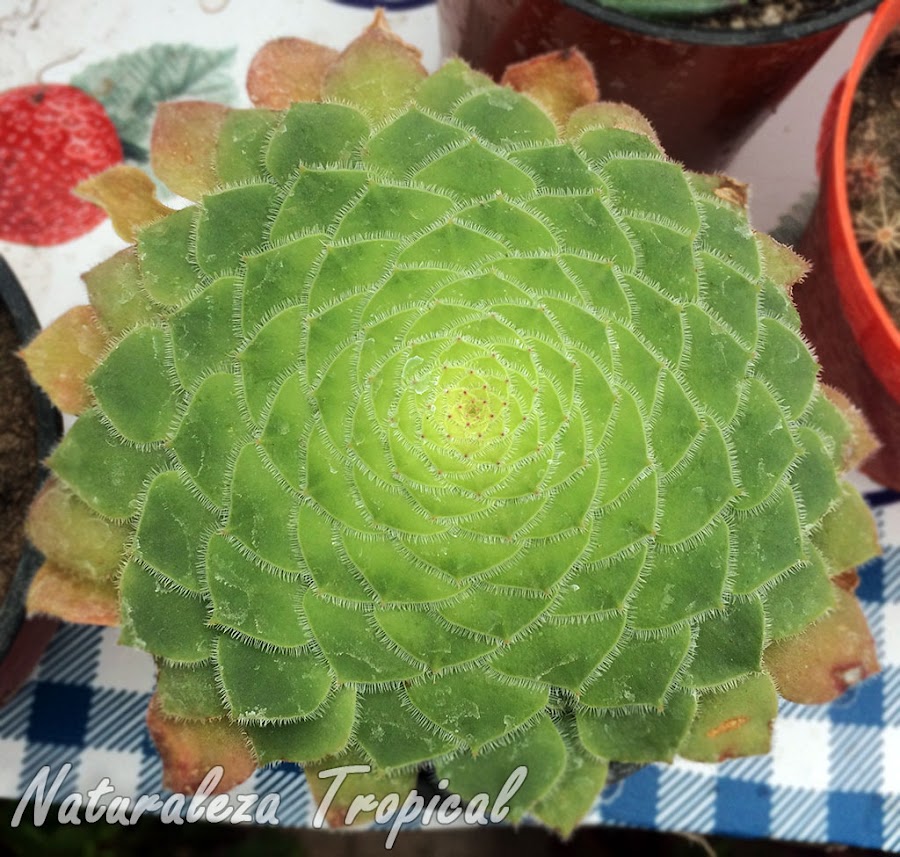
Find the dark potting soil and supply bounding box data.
[846,26,900,328]
[0,301,37,606]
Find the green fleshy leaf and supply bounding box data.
[683,597,766,690]
[173,373,250,506]
[27,481,129,582]
[731,485,803,595]
[577,689,697,763]
[679,672,778,763]
[119,561,212,663]
[83,248,158,336]
[266,103,370,181]
[135,471,218,592]
[170,276,239,388]
[206,535,309,648]
[216,634,332,721]
[438,715,567,822]
[454,88,557,148]
[356,689,460,770]
[582,625,692,708]
[556,546,647,614]
[407,669,548,749]
[812,482,881,574]
[631,520,729,628]
[304,593,424,683]
[753,319,818,419]
[657,426,736,544]
[216,108,280,185]
[246,686,357,765]
[375,608,497,671]
[136,207,199,307]
[439,588,548,639]
[90,326,181,444]
[156,661,226,720]
[731,380,799,510]
[491,614,626,691]
[764,547,836,641]
[49,409,167,520]
[228,445,300,572]
[195,183,278,276]
[531,736,609,837]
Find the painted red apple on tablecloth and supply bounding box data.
[0,84,123,246]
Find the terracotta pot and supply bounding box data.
[437,0,881,170]
[0,256,61,705]
[795,0,900,490]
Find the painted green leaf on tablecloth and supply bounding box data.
[72,44,237,162]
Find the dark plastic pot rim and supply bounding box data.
[562,0,882,46]
[0,255,62,661]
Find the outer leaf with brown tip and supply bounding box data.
[147,695,256,795]
[688,172,750,209]
[757,232,810,292]
[82,247,158,337]
[247,38,339,109]
[26,562,119,626]
[765,585,880,705]
[20,306,107,414]
[567,101,661,146]
[151,102,231,201]
[501,49,599,127]
[322,11,426,120]
[824,385,881,470]
[75,166,172,242]
[27,478,129,581]
[679,673,778,763]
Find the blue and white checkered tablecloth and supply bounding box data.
[0,482,898,848]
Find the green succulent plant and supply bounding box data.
[591,0,746,19]
[22,15,881,836]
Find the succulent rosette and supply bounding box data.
[20,14,882,835]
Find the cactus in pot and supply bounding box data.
[846,25,900,324]
[20,14,882,836]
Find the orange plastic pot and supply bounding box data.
[796,0,900,489]
[438,0,880,170]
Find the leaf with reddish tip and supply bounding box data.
[833,568,861,593]
[27,478,129,581]
[151,102,231,201]
[20,306,107,414]
[247,38,339,109]
[756,232,810,291]
[322,10,426,120]
[688,172,750,208]
[823,385,881,470]
[26,562,119,626]
[765,585,880,705]
[147,695,256,795]
[303,749,417,829]
[813,481,881,575]
[82,247,158,337]
[75,166,172,242]
[567,101,660,146]
[501,49,599,127]
[679,673,778,763]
